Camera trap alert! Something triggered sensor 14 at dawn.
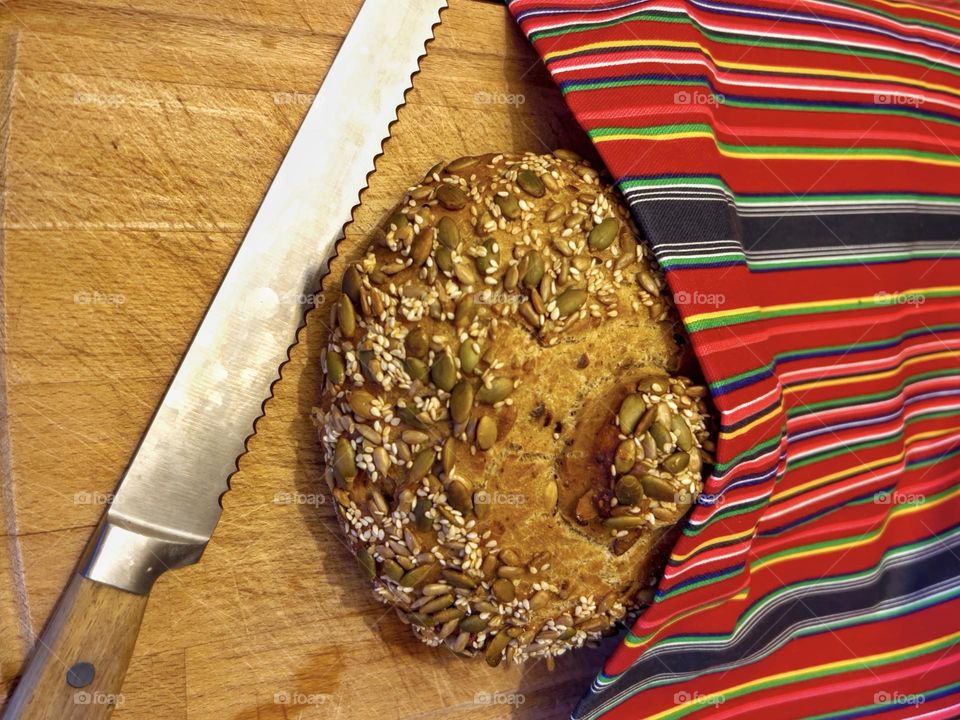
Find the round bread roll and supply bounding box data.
[313,151,713,667]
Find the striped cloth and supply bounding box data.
[507,1,960,718]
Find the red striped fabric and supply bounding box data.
[508,0,960,718]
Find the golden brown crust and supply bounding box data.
[312,151,713,666]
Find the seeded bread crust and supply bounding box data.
[313,151,713,667]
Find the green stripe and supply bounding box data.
[687,288,960,333]
[803,679,960,720]
[591,123,960,164]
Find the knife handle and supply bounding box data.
[3,573,148,720]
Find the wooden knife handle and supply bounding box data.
[3,573,148,720]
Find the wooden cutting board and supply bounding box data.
[0,1,621,717]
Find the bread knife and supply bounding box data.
[2,1,446,717]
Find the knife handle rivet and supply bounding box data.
[66,661,95,688]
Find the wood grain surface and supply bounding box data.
[0,1,622,718]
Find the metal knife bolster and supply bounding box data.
[82,521,204,594]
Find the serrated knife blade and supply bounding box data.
[3,2,446,718]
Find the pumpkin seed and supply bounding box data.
[555,287,587,317]
[326,350,345,385]
[575,490,598,524]
[421,594,455,615]
[649,422,671,449]
[554,148,581,162]
[603,515,647,529]
[638,270,660,296]
[409,449,435,482]
[449,379,474,425]
[405,327,429,358]
[411,228,433,266]
[348,389,377,420]
[442,569,478,589]
[342,265,362,304]
[357,349,376,383]
[545,204,564,222]
[386,212,408,232]
[663,452,690,474]
[494,193,521,220]
[615,475,644,506]
[500,548,521,566]
[381,558,405,582]
[441,436,456,473]
[333,437,357,483]
[397,405,427,430]
[497,565,524,579]
[373,447,391,475]
[504,264,519,291]
[640,475,676,501]
[588,217,620,251]
[458,340,480,374]
[445,156,479,174]
[544,479,558,512]
[433,607,466,624]
[436,184,467,210]
[414,498,433,531]
[522,251,545,288]
[400,564,435,588]
[437,216,460,248]
[614,440,637,474]
[405,357,429,383]
[672,415,694,451]
[431,351,457,391]
[485,631,511,667]
[460,615,488,634]
[401,430,431,445]
[356,547,375,579]
[634,406,656,437]
[475,238,501,276]
[492,578,516,603]
[447,479,473,514]
[477,377,512,404]
[337,295,357,338]
[454,294,476,330]
[435,246,454,272]
[476,416,497,450]
[517,169,546,197]
[455,261,479,287]
[406,612,430,626]
[618,394,646,434]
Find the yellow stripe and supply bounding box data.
[787,349,960,394]
[671,526,756,562]
[548,38,960,100]
[870,0,960,24]
[772,425,960,503]
[594,133,960,167]
[684,285,960,326]
[721,398,786,441]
